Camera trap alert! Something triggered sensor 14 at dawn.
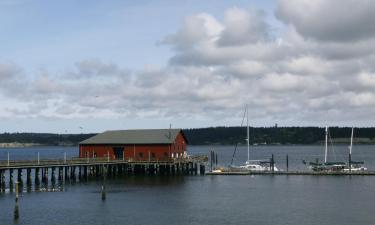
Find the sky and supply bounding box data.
[1,0,375,133]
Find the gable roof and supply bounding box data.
[80,129,186,145]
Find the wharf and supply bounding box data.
[0,157,206,193]
[206,170,375,176]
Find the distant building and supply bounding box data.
[79,129,187,161]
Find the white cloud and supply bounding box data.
[276,0,375,42]
[2,3,375,127]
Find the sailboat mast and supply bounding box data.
[247,105,249,162]
[324,126,328,163]
[350,127,353,155]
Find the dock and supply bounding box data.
[0,157,206,193]
[206,170,375,176]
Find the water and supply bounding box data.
[1,145,375,225]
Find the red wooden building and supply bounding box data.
[79,129,188,161]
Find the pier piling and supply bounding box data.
[35,168,40,191]
[26,168,32,192]
[0,170,5,193]
[14,181,20,221]
[9,169,14,192]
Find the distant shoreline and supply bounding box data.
[1,127,375,146]
[0,142,75,148]
[0,141,374,149]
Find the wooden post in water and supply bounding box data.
[9,169,14,192]
[200,164,205,175]
[83,166,88,181]
[271,154,275,172]
[58,167,63,182]
[286,154,289,172]
[0,170,5,193]
[101,165,106,201]
[26,168,32,192]
[64,167,69,182]
[51,167,56,188]
[14,181,20,221]
[44,168,49,188]
[35,168,40,191]
[17,169,23,189]
[77,166,81,180]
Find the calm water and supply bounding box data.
[0,145,375,225]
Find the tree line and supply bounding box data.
[183,127,375,145]
[0,127,374,146]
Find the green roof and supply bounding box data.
[80,129,185,145]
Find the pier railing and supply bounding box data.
[0,157,199,168]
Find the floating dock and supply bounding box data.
[206,170,375,176]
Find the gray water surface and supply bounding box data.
[0,145,374,225]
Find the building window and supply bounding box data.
[151,153,156,158]
[164,152,168,157]
[139,152,143,158]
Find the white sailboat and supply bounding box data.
[344,127,367,172]
[239,105,279,171]
[307,126,346,171]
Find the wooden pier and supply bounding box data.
[0,158,206,193]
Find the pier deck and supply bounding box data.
[0,157,206,193]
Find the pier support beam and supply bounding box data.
[26,168,32,192]
[0,170,5,193]
[9,169,14,192]
[200,164,205,175]
[17,169,23,189]
[58,167,63,182]
[83,166,88,181]
[44,168,49,188]
[51,167,56,187]
[35,168,40,191]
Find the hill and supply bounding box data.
[0,127,375,147]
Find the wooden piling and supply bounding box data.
[44,168,49,188]
[200,164,205,175]
[58,167,63,182]
[35,168,40,191]
[17,169,23,189]
[26,168,32,192]
[9,169,14,192]
[0,170,5,193]
[14,182,19,221]
[51,167,56,187]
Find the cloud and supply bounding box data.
[2,3,375,127]
[217,7,271,46]
[275,0,375,42]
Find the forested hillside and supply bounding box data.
[0,127,375,146]
[183,127,375,145]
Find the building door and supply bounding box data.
[113,147,124,159]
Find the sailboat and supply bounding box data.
[343,127,367,172]
[239,105,279,172]
[306,126,346,171]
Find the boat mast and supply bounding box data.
[247,105,249,162]
[350,127,353,155]
[324,126,328,163]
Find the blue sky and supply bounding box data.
[0,0,277,71]
[1,0,375,133]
